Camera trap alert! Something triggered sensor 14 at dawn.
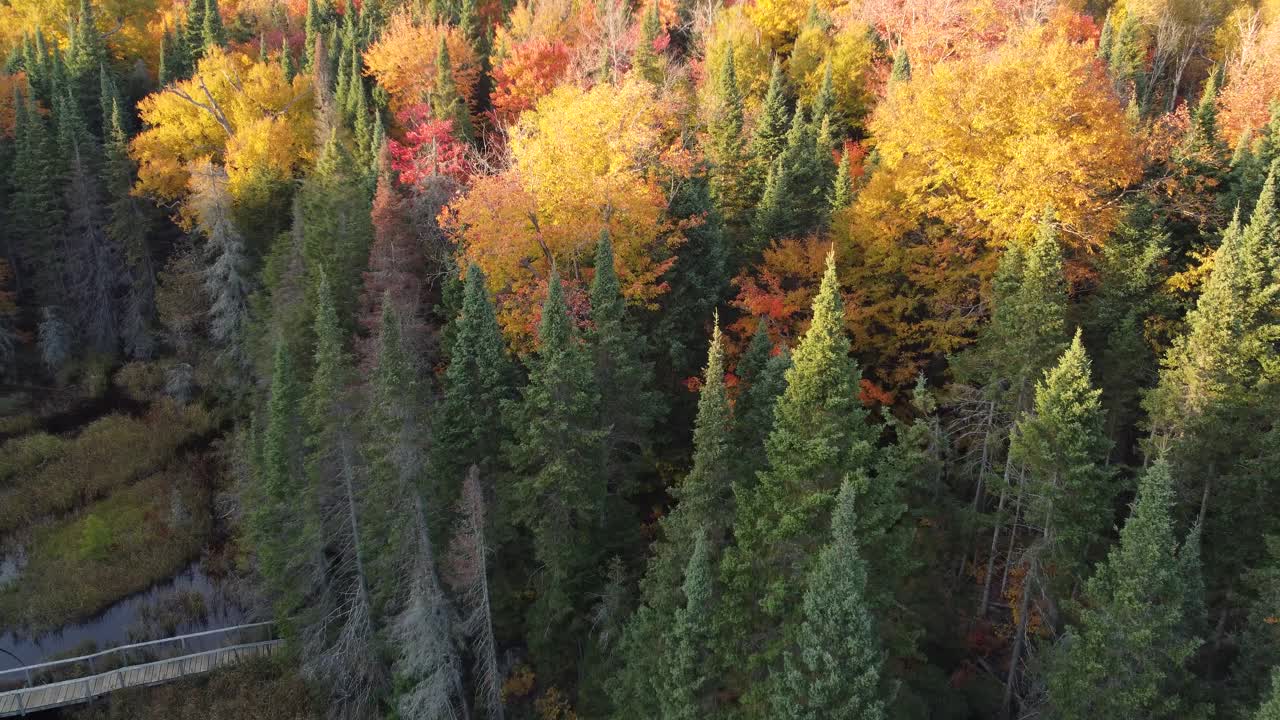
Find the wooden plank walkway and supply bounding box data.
[0,639,283,716]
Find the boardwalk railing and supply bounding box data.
[0,622,281,716]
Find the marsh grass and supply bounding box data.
[0,399,213,536]
[0,468,212,631]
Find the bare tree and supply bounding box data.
[446,466,505,720]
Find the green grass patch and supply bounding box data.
[66,657,319,720]
[0,399,213,535]
[0,468,212,631]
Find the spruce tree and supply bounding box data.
[656,171,727,377]
[10,87,66,309]
[890,46,911,83]
[1258,671,1280,720]
[432,265,515,513]
[772,479,887,720]
[657,535,716,720]
[589,229,662,489]
[504,269,607,673]
[188,161,251,371]
[299,132,373,329]
[708,45,752,251]
[747,58,790,209]
[431,38,474,141]
[830,151,853,212]
[732,320,789,480]
[1048,458,1206,720]
[633,2,663,85]
[201,0,226,50]
[720,251,877,678]
[1009,331,1115,578]
[103,99,155,359]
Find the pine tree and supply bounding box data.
[184,0,207,66]
[589,229,662,490]
[281,35,296,82]
[504,269,607,675]
[1048,458,1206,720]
[304,0,322,72]
[432,265,515,516]
[772,479,888,720]
[10,87,66,309]
[720,251,877,680]
[657,535,716,720]
[431,38,474,141]
[1009,331,1115,577]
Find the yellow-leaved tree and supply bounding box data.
[130,46,315,207]
[362,11,481,115]
[448,79,690,339]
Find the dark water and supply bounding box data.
[0,561,249,672]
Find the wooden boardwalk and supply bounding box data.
[0,624,281,716]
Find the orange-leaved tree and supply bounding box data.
[363,11,481,115]
[447,78,690,340]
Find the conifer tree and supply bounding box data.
[1258,672,1280,720]
[811,57,834,128]
[1048,458,1206,720]
[446,466,505,720]
[300,132,373,329]
[281,36,296,82]
[708,45,751,249]
[590,229,662,488]
[732,320,790,483]
[656,172,727,377]
[103,99,155,359]
[304,0,322,72]
[432,265,515,512]
[201,0,226,50]
[251,341,319,625]
[10,87,66,309]
[633,2,663,85]
[1010,331,1115,578]
[504,269,607,673]
[184,0,206,66]
[658,535,716,720]
[188,161,251,371]
[720,251,877,677]
[431,38,474,141]
[748,58,790,207]
[830,151,853,212]
[890,47,911,83]
[772,479,887,720]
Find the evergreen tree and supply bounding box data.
[890,46,911,83]
[830,151,853,212]
[656,171,727,378]
[304,0,322,72]
[747,58,790,211]
[708,45,752,252]
[10,87,66,309]
[504,269,607,675]
[103,99,155,359]
[771,479,888,720]
[720,251,877,683]
[1258,671,1280,720]
[658,535,716,720]
[633,2,663,85]
[432,265,515,514]
[1010,331,1115,578]
[299,132,373,329]
[188,161,251,371]
[589,230,662,489]
[281,35,296,83]
[431,38,474,141]
[732,320,790,483]
[810,57,834,128]
[184,0,207,66]
[201,0,226,50]
[250,341,319,626]
[1048,458,1206,720]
